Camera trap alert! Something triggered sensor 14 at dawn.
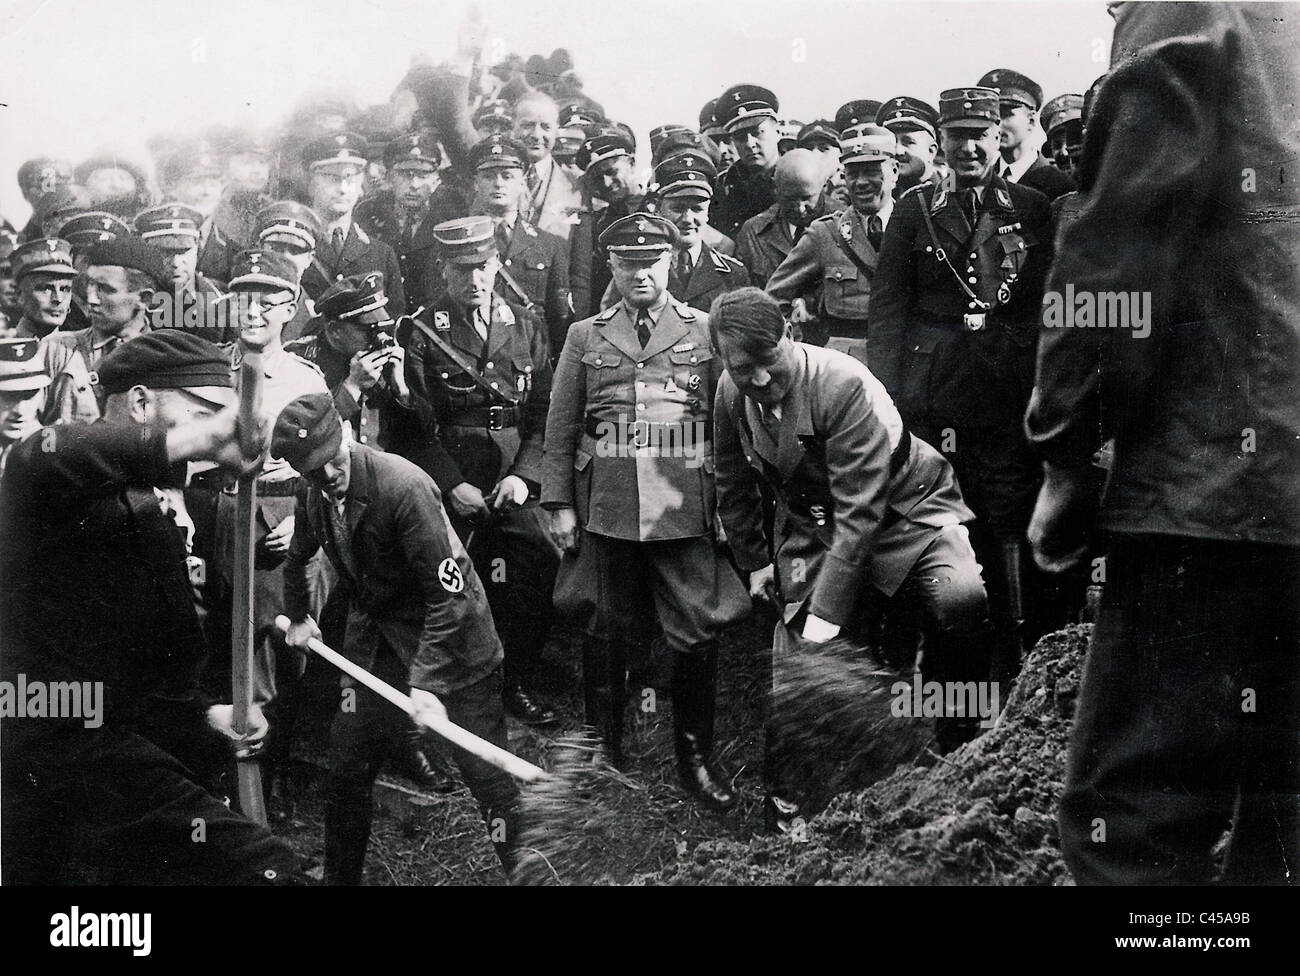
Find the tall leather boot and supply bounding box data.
[671,645,735,810]
[484,802,522,877]
[323,777,373,886]
[392,726,456,793]
[582,639,625,766]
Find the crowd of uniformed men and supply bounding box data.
[6,9,1283,888]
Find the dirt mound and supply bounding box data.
[638,625,1090,885]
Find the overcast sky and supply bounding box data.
[0,0,1114,222]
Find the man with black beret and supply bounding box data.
[0,330,300,884]
[276,393,521,881]
[978,68,1076,201]
[42,236,171,424]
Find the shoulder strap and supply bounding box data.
[402,311,520,405]
[495,264,536,310]
[917,194,989,309]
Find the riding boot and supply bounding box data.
[671,645,735,810]
[582,639,625,766]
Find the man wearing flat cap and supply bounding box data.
[649,151,751,311]
[401,216,561,725]
[712,84,784,238]
[868,85,1057,686]
[41,237,171,425]
[877,96,942,196]
[255,200,325,343]
[355,132,469,315]
[1,330,300,884]
[136,202,231,343]
[543,212,748,810]
[300,132,406,316]
[464,135,572,360]
[277,393,522,881]
[767,124,903,357]
[568,128,643,322]
[979,69,1075,201]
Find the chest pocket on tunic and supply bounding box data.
[668,348,711,408]
[581,350,625,408]
[822,264,860,314]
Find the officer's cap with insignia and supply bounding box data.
[649,125,693,157]
[699,98,726,139]
[0,338,51,393]
[271,393,344,475]
[37,185,92,235]
[559,103,605,132]
[302,131,369,171]
[134,203,204,253]
[383,132,442,172]
[228,248,301,292]
[796,120,840,150]
[834,100,883,131]
[317,272,390,321]
[474,99,515,134]
[1041,93,1085,137]
[161,144,224,186]
[58,211,131,250]
[652,152,717,200]
[433,216,498,265]
[598,212,680,261]
[717,84,780,134]
[978,69,1044,112]
[877,96,939,139]
[83,237,170,290]
[653,131,719,169]
[576,130,635,173]
[10,237,76,282]
[839,124,901,166]
[257,201,324,251]
[937,87,1002,130]
[469,134,529,172]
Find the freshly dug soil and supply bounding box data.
[638,624,1090,885]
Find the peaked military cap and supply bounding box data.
[717,84,780,134]
[978,69,1043,111]
[649,125,693,156]
[317,272,390,320]
[938,87,1002,128]
[877,96,939,138]
[1042,93,1085,136]
[598,212,680,259]
[796,120,840,149]
[474,99,515,133]
[559,103,605,131]
[302,131,369,170]
[834,100,883,131]
[433,216,497,264]
[10,237,76,281]
[256,201,324,251]
[160,144,224,186]
[383,132,442,171]
[58,211,131,249]
[839,124,900,165]
[271,393,343,473]
[228,248,300,292]
[576,131,634,173]
[135,203,203,251]
[699,98,725,137]
[653,153,717,199]
[0,337,51,392]
[470,134,529,171]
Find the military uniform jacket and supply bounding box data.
[302,220,407,315]
[714,344,973,626]
[865,176,1052,428]
[668,244,751,311]
[568,197,638,322]
[1017,155,1076,202]
[735,203,798,288]
[355,185,469,314]
[283,329,431,456]
[197,220,237,283]
[541,297,718,542]
[495,217,572,360]
[402,294,552,495]
[766,208,883,322]
[283,443,503,696]
[710,161,776,239]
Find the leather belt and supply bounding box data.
[584,416,712,447]
[919,311,995,331]
[446,404,519,430]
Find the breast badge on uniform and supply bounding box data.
[434,310,451,330]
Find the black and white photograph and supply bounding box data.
[0,0,1294,945]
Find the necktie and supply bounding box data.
[674,248,693,284]
[494,219,511,258]
[867,215,883,251]
[961,188,979,228]
[400,215,416,251]
[332,226,346,259]
[635,309,652,348]
[1000,164,1012,181]
[527,167,542,201]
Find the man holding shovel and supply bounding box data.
[276,392,520,883]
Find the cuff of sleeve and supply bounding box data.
[807,552,867,627]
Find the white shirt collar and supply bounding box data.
[1002,152,1037,183]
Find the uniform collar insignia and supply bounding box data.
[839,214,853,241]
[496,302,516,326]
[709,249,730,272]
[434,309,451,330]
[930,187,947,214]
[595,305,618,322]
[995,186,1013,209]
[673,301,696,321]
